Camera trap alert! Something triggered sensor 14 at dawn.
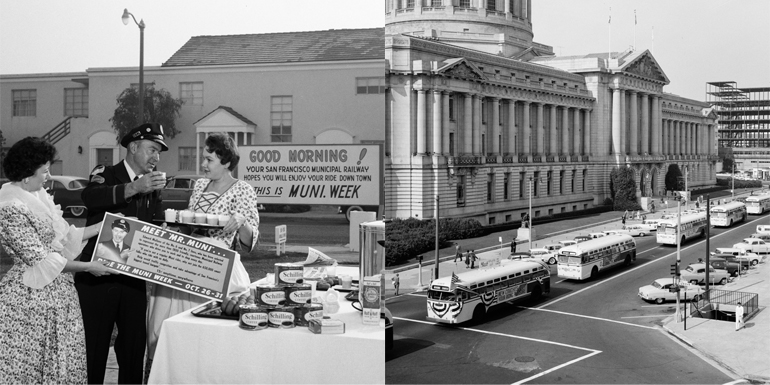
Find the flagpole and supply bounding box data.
[652,26,654,54]
[608,7,611,66]
[633,10,637,51]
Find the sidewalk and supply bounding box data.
[384,190,769,382]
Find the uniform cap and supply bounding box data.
[112,218,130,232]
[120,123,168,152]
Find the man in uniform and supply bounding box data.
[75,123,168,384]
[94,218,132,264]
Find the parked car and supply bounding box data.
[708,257,743,277]
[749,233,770,242]
[528,248,558,265]
[338,205,381,222]
[508,251,532,260]
[637,221,659,231]
[638,278,703,304]
[733,238,770,255]
[680,263,729,285]
[542,243,563,253]
[44,175,88,217]
[558,240,578,248]
[160,175,203,211]
[756,225,770,234]
[711,247,760,268]
[573,235,592,243]
[588,232,605,239]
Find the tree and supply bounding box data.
[610,167,641,211]
[109,86,184,143]
[665,164,682,192]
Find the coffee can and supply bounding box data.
[274,263,303,285]
[294,303,324,327]
[268,306,296,329]
[239,305,269,331]
[255,284,285,307]
[284,283,312,306]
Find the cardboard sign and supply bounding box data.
[93,213,236,301]
[238,144,382,205]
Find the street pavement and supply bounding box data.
[384,191,770,383]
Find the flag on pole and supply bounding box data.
[608,7,611,24]
[451,272,462,284]
[635,10,637,25]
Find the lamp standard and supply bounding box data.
[528,175,534,252]
[122,8,145,123]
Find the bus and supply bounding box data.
[556,234,636,281]
[656,211,708,245]
[426,259,550,324]
[745,194,770,215]
[710,201,747,227]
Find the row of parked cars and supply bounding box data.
[638,225,769,305]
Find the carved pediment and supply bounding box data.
[622,51,669,84]
[435,58,486,81]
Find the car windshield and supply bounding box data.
[69,179,88,189]
[652,281,663,289]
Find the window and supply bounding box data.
[457,175,466,206]
[481,99,487,124]
[503,172,510,200]
[449,94,455,121]
[487,173,494,203]
[178,147,199,171]
[356,77,385,94]
[180,82,204,106]
[519,172,525,198]
[582,169,587,192]
[64,88,88,117]
[271,96,293,142]
[431,0,442,6]
[449,132,455,156]
[533,172,539,197]
[13,90,36,117]
[571,170,576,192]
[547,171,552,195]
[460,0,471,7]
[487,0,496,10]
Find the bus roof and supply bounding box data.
[558,233,635,255]
[656,211,707,226]
[429,259,546,289]
[710,201,746,211]
[745,194,770,202]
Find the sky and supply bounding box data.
[1,0,768,102]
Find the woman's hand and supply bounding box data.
[86,260,113,277]
[223,212,247,234]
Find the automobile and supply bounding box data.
[573,235,592,243]
[542,243,563,253]
[604,226,649,237]
[338,205,381,222]
[588,232,605,239]
[528,248,558,265]
[43,175,88,217]
[160,175,203,211]
[707,257,743,277]
[756,225,770,234]
[558,240,578,248]
[749,233,770,242]
[680,263,729,285]
[508,251,532,260]
[636,221,659,231]
[710,247,760,267]
[638,278,703,304]
[732,238,770,255]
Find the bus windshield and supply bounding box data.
[427,290,457,301]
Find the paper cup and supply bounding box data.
[195,212,207,224]
[218,214,231,226]
[206,214,218,226]
[181,210,195,223]
[164,209,177,223]
[340,275,352,289]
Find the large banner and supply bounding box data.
[238,144,382,205]
[93,213,236,301]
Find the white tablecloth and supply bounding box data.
[148,300,384,384]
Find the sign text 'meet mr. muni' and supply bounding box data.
[238,144,381,205]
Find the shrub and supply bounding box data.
[610,167,641,211]
[385,217,482,266]
[715,178,762,189]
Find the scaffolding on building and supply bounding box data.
[706,81,770,173]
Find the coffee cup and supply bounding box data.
[340,275,352,289]
[206,213,218,226]
[218,214,231,226]
[164,209,177,223]
[195,212,207,224]
[181,210,195,223]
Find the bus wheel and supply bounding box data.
[655,298,665,305]
[530,285,542,299]
[590,266,599,280]
[728,219,733,227]
[718,277,727,285]
[624,255,631,266]
[472,305,486,323]
[679,236,686,246]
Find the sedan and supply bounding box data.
[44,175,88,217]
[733,238,770,255]
[160,175,203,211]
[638,278,703,304]
[603,226,649,237]
[528,248,558,265]
[680,263,729,285]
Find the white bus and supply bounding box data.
[426,259,550,324]
[745,195,770,215]
[556,234,636,281]
[656,211,708,245]
[710,201,747,227]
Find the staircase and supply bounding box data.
[41,117,72,145]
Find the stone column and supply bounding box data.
[678,121,684,155]
[561,106,570,155]
[708,124,714,155]
[522,101,531,155]
[491,97,500,155]
[473,94,481,155]
[432,90,442,155]
[672,120,678,155]
[442,92,451,154]
[572,108,581,155]
[505,0,511,14]
[629,91,638,156]
[416,89,426,155]
[535,102,544,155]
[612,88,623,155]
[507,99,517,155]
[463,93,473,155]
[583,109,591,155]
[549,104,558,155]
[651,95,660,155]
[640,93,649,155]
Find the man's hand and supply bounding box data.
[132,171,166,194]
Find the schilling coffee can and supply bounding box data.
[254,285,285,307]
[274,263,303,285]
[268,307,296,329]
[284,283,312,306]
[239,305,269,331]
[293,303,324,327]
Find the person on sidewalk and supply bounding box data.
[735,302,745,331]
[511,239,517,254]
[470,250,477,269]
[464,251,470,269]
[454,244,462,263]
[392,274,400,296]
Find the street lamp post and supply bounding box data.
[122,8,145,124]
[528,176,533,252]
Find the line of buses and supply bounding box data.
[427,194,770,324]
